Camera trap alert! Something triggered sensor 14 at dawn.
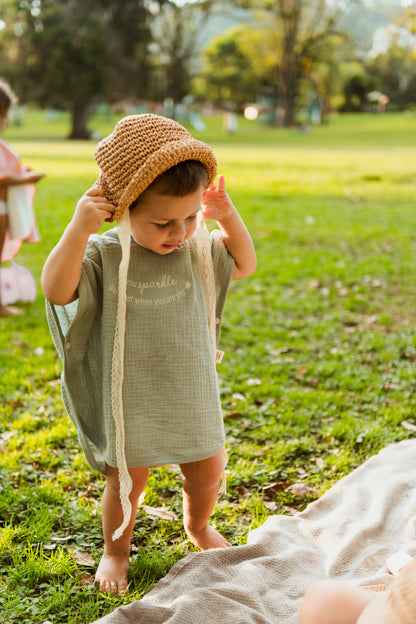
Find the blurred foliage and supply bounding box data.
[0,0,170,137]
[0,0,415,132]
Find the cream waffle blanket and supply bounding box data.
[93,439,416,624]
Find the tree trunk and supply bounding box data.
[68,101,91,140]
[280,56,300,126]
[278,0,301,127]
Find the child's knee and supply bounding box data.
[181,452,224,489]
[298,581,372,624]
[105,464,149,498]
[298,582,333,624]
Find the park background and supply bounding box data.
[1,1,416,623]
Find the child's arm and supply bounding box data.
[41,185,115,305]
[201,174,256,279]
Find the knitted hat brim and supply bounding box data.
[98,137,217,221]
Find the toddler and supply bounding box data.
[0,78,43,315]
[41,114,256,594]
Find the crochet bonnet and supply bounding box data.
[94,114,219,540]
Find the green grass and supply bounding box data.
[1,110,416,622]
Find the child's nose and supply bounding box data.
[169,221,186,238]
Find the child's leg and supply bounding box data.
[298,580,374,624]
[180,450,231,550]
[95,464,149,594]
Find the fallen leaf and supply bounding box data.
[287,483,319,498]
[251,449,266,457]
[43,544,57,551]
[267,345,292,355]
[263,480,292,497]
[245,378,262,386]
[307,279,321,290]
[295,366,308,379]
[313,457,325,469]
[78,572,95,586]
[225,411,243,420]
[401,420,416,432]
[5,400,24,409]
[264,501,279,511]
[141,505,178,521]
[68,547,95,567]
[284,506,298,516]
[168,536,183,544]
[80,485,95,498]
[47,379,61,387]
[231,393,247,402]
[11,339,29,349]
[0,431,15,442]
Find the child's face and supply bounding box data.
[130,185,204,255]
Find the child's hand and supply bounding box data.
[202,174,257,280]
[70,185,116,237]
[201,174,235,224]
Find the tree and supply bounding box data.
[275,0,358,125]
[341,73,378,112]
[148,0,216,105]
[367,7,416,109]
[231,0,359,126]
[196,27,265,110]
[0,0,167,138]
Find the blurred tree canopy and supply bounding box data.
[367,6,416,110]
[148,0,214,103]
[195,22,278,110]
[196,0,358,124]
[0,0,414,134]
[0,0,171,138]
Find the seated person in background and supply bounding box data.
[0,78,44,316]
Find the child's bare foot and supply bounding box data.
[186,524,232,550]
[95,553,129,594]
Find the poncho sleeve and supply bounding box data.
[45,235,104,364]
[44,235,109,474]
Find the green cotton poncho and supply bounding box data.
[46,228,234,474]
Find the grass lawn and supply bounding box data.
[1,110,416,623]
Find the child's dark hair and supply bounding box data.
[133,160,208,207]
[0,79,17,119]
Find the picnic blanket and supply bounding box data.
[93,439,416,624]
